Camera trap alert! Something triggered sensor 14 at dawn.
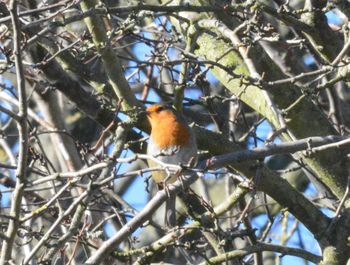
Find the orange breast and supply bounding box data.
[149,112,190,148]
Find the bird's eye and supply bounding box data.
[156,106,164,112]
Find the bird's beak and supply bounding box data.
[144,110,152,120]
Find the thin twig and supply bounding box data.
[22,191,89,265]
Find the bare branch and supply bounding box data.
[198,242,321,265]
[0,1,29,263]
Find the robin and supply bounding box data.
[146,104,198,227]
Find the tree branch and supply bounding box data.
[198,242,321,265]
[80,0,139,110]
[0,1,29,264]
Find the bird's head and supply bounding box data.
[146,104,175,124]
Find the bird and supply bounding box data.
[146,104,198,227]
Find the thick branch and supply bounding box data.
[208,135,350,169]
[80,0,139,110]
